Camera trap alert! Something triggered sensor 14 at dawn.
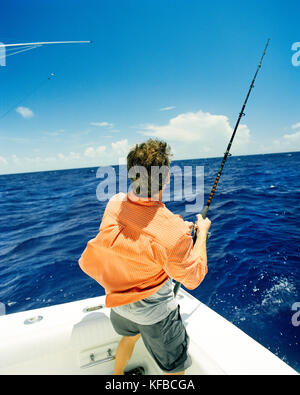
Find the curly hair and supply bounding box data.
[127,139,172,198]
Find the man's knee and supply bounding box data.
[122,333,141,343]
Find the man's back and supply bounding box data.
[79,191,206,307]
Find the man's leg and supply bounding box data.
[113,334,141,375]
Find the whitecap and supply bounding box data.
[261,276,296,314]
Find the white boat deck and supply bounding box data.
[0,289,297,375]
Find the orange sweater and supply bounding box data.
[78,191,207,307]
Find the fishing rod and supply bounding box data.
[174,38,270,297]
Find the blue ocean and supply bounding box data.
[0,151,299,372]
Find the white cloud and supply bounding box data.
[141,110,232,142]
[7,112,300,175]
[256,122,300,155]
[16,106,34,119]
[55,151,82,167]
[159,106,176,111]
[0,156,8,166]
[44,129,65,137]
[90,121,114,128]
[139,109,251,158]
[111,139,130,156]
[58,152,81,161]
[291,122,300,130]
[0,140,129,174]
[271,130,300,152]
[283,130,300,142]
[84,145,106,158]
[11,154,21,165]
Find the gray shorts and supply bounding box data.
[110,305,192,373]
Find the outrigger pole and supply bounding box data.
[174,39,270,297]
[2,41,91,47]
[0,40,91,53]
[0,40,91,62]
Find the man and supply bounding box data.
[79,139,211,375]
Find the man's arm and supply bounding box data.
[192,215,211,267]
[163,215,211,290]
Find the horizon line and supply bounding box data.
[0,150,299,177]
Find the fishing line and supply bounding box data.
[0,45,41,60]
[0,41,91,121]
[174,39,271,297]
[0,72,55,122]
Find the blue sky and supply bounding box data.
[0,0,299,174]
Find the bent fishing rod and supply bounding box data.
[174,38,270,297]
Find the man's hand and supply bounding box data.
[195,215,211,236]
[184,221,194,234]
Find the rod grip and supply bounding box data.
[192,205,209,243]
[201,205,209,219]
